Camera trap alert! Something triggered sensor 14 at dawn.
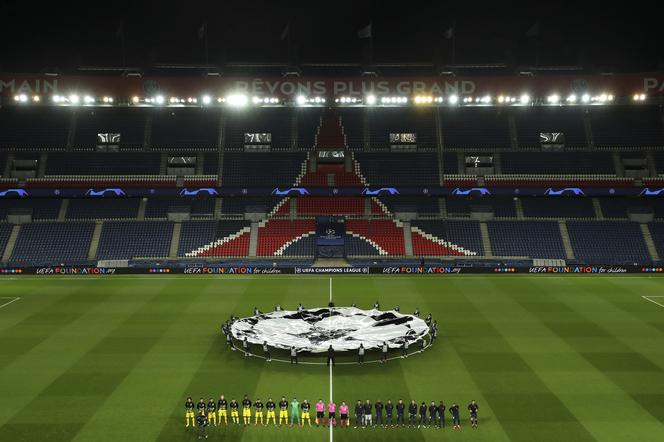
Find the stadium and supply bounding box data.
[1,2,664,441]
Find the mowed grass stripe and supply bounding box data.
[0,282,149,428]
[544,278,664,425]
[0,280,184,442]
[473,277,658,441]
[68,280,216,442]
[0,281,72,332]
[153,279,288,442]
[330,278,427,442]
[0,284,112,370]
[241,279,330,442]
[443,278,596,442]
[406,278,512,442]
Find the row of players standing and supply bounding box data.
[186,396,479,433]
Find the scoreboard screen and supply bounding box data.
[389,133,417,143]
[244,133,272,143]
[465,156,494,168]
[317,150,345,163]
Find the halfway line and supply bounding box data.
[329,277,333,442]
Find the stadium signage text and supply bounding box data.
[528,266,628,273]
[183,266,256,274]
[3,73,664,98]
[294,267,369,274]
[34,267,117,275]
[381,266,463,274]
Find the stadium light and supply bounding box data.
[366,95,377,105]
[519,94,530,104]
[32,95,40,103]
[132,96,140,104]
[581,93,590,103]
[227,94,248,107]
[83,95,94,104]
[481,95,491,104]
[546,94,560,104]
[202,95,212,105]
[296,95,307,105]
[154,95,165,105]
[448,94,459,104]
[566,94,577,103]
[633,93,647,102]
[69,94,80,104]
[497,95,505,103]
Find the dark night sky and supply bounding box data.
[1,0,662,73]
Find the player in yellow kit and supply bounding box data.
[217,395,228,425]
[254,398,264,425]
[242,395,252,426]
[206,398,217,426]
[278,396,289,425]
[230,399,240,424]
[185,397,195,428]
[266,398,277,426]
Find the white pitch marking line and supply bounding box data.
[642,296,664,308]
[329,277,333,442]
[0,297,21,310]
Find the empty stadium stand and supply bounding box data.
[411,220,484,256]
[10,222,94,264]
[487,221,566,258]
[354,152,440,185]
[221,152,306,186]
[567,221,650,264]
[95,221,173,259]
[178,220,251,257]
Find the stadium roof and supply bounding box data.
[1,1,663,74]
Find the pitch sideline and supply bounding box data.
[0,297,21,310]
[642,295,664,308]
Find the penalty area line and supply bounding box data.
[642,296,664,308]
[0,297,21,310]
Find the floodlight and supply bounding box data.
[547,94,560,104]
[566,94,577,103]
[227,94,248,106]
[519,94,530,104]
[155,95,165,105]
[132,96,140,104]
[581,94,590,103]
[83,95,94,104]
[366,95,377,105]
[448,94,459,104]
[296,95,306,105]
[32,95,40,102]
[69,94,80,104]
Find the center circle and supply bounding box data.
[231,307,430,353]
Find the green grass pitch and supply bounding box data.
[0,275,663,442]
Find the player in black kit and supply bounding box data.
[396,399,405,426]
[385,400,394,427]
[408,400,417,427]
[468,400,479,428]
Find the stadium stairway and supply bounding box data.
[558,221,576,260]
[169,222,182,258]
[1,225,20,263]
[640,223,660,261]
[87,221,103,260]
